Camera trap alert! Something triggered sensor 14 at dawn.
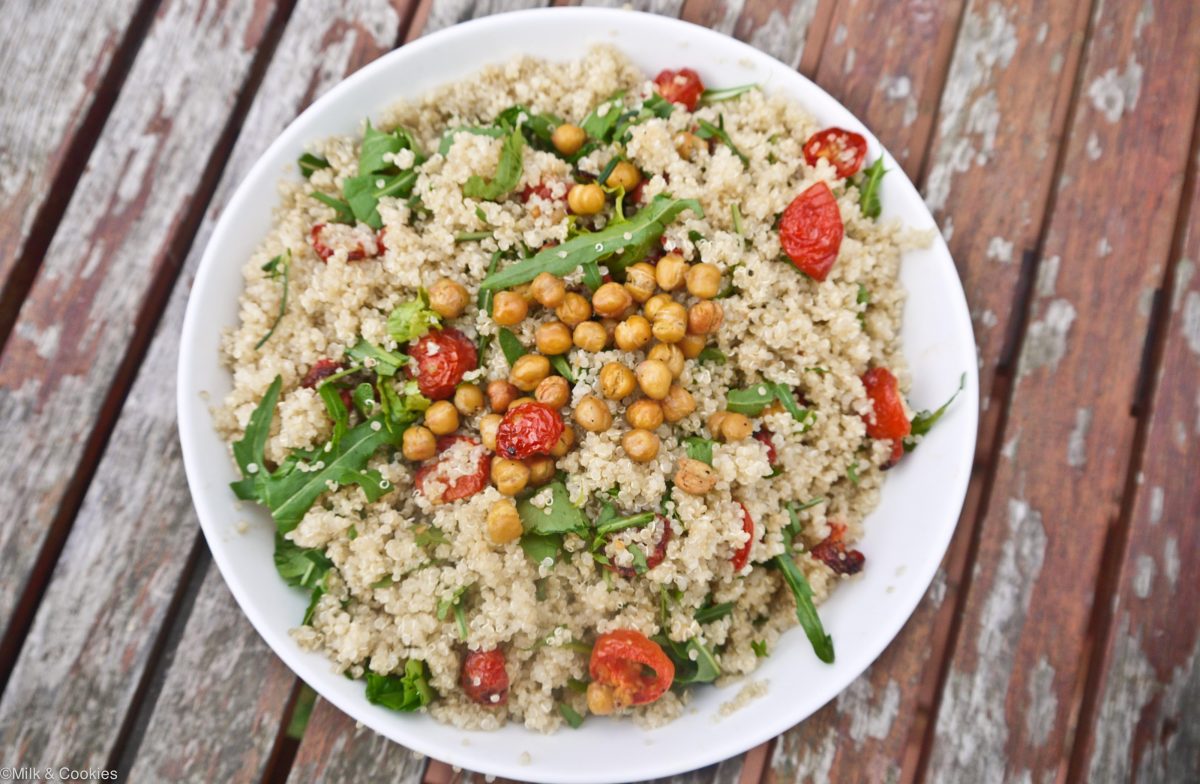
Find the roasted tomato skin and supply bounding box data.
[653,68,705,111]
[309,223,385,262]
[861,367,911,442]
[752,429,777,466]
[589,629,674,707]
[780,182,844,282]
[731,503,753,572]
[810,521,865,575]
[408,328,478,400]
[414,436,491,504]
[881,438,905,470]
[803,128,869,178]
[300,358,353,408]
[495,402,565,459]
[461,649,509,706]
[607,515,672,578]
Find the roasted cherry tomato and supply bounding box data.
[414,436,491,504]
[861,367,911,441]
[607,515,672,578]
[882,438,905,471]
[408,328,478,400]
[300,358,353,408]
[810,521,865,575]
[731,503,753,572]
[752,429,777,466]
[461,648,509,706]
[589,629,674,707]
[309,223,386,262]
[521,182,562,203]
[495,402,564,459]
[653,68,705,111]
[780,181,843,282]
[803,127,868,178]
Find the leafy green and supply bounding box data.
[346,339,408,377]
[230,376,281,498]
[581,91,627,141]
[497,327,526,366]
[437,125,505,156]
[905,373,967,452]
[731,203,745,240]
[627,544,648,574]
[359,120,422,176]
[387,289,441,345]
[311,191,354,223]
[337,468,392,503]
[774,554,834,663]
[496,104,563,151]
[436,585,470,640]
[684,436,715,466]
[463,124,525,201]
[256,251,291,350]
[479,195,703,291]
[364,660,435,712]
[274,532,332,589]
[655,636,720,686]
[549,354,576,383]
[855,157,887,219]
[751,640,768,657]
[694,601,734,624]
[700,83,758,105]
[612,92,675,141]
[298,153,329,179]
[726,382,811,426]
[518,480,589,536]
[594,511,655,538]
[848,461,860,485]
[698,347,727,365]
[784,498,823,543]
[695,115,748,166]
[343,170,418,229]
[520,532,563,564]
[454,231,492,243]
[558,702,584,728]
[477,251,502,354]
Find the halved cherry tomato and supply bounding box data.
[861,367,911,441]
[414,436,491,504]
[882,439,905,471]
[803,127,868,178]
[752,429,777,466]
[606,515,672,578]
[731,503,753,572]
[309,223,385,262]
[408,328,478,400]
[810,521,865,575]
[653,68,705,111]
[495,402,564,459]
[589,629,674,707]
[300,359,353,408]
[780,181,843,282]
[461,649,509,706]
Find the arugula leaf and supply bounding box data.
[751,640,768,657]
[855,157,887,219]
[255,251,291,350]
[497,327,526,366]
[905,373,966,452]
[581,91,627,141]
[343,170,419,230]
[463,125,525,201]
[594,511,656,537]
[731,203,745,240]
[496,104,563,151]
[784,498,823,544]
[364,660,435,712]
[454,231,492,243]
[694,601,734,624]
[302,576,327,626]
[726,382,811,425]
[695,115,748,166]
[558,702,584,728]
[274,532,332,589]
[549,354,576,384]
[318,381,350,447]
[698,347,727,365]
[627,544,649,574]
[337,468,392,503]
[437,125,506,156]
[684,436,715,466]
[387,289,441,345]
[477,251,502,354]
[436,585,471,640]
[230,376,281,492]
[775,553,834,663]
[655,636,720,685]
[700,84,758,105]
[612,92,675,141]
[848,461,860,485]
[479,195,703,291]
[520,532,563,564]
[311,191,355,224]
[518,480,589,536]
[359,121,422,176]
[346,339,408,377]
[298,153,329,179]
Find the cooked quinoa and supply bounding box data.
[216,46,933,732]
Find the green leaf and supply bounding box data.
[343,170,418,230]
[518,480,589,536]
[700,84,758,105]
[684,436,715,466]
[770,383,809,424]
[463,125,525,201]
[905,373,966,452]
[231,376,281,483]
[627,544,648,574]
[359,120,421,176]
[338,468,392,503]
[496,104,563,151]
[612,92,675,141]
[298,153,329,179]
[558,702,584,728]
[520,532,563,564]
[774,554,834,663]
[549,354,576,384]
[437,125,506,156]
[454,230,492,243]
[751,640,768,657]
[273,532,332,589]
[848,461,860,485]
[581,91,627,141]
[346,339,409,377]
[386,290,441,345]
[364,660,435,712]
[855,157,887,219]
[783,498,822,543]
[726,384,776,415]
[301,577,326,626]
[694,601,734,624]
[310,191,354,224]
[655,636,720,685]
[479,195,703,291]
[594,511,656,538]
[497,327,526,366]
[698,347,727,365]
[318,381,350,447]
[731,203,744,239]
[255,251,291,350]
[695,116,748,166]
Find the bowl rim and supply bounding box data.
[177,7,978,782]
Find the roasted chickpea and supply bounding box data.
[479,413,502,450]
[487,380,519,412]
[622,429,660,463]
[614,315,653,352]
[606,160,641,191]
[556,292,592,326]
[535,320,573,355]
[624,262,657,303]
[572,320,608,352]
[655,253,688,291]
[643,292,674,321]
[707,411,729,438]
[651,302,688,344]
[660,384,697,423]
[551,123,586,156]
[486,500,524,544]
[686,262,722,299]
[513,283,535,305]
[592,282,633,318]
[574,394,613,432]
[428,277,469,318]
[550,424,576,457]
[647,343,685,378]
[675,457,718,495]
[509,354,551,391]
[567,183,606,215]
[453,383,484,416]
[526,455,557,486]
[587,681,618,716]
[720,412,753,441]
[492,457,531,496]
[674,131,704,161]
[531,272,566,308]
[598,362,637,400]
[626,398,664,430]
[679,333,707,359]
[424,400,459,436]
[509,396,537,409]
[401,425,436,461]
[492,290,528,325]
[687,300,725,335]
[535,375,571,409]
[763,400,786,416]
[636,359,672,400]
[601,317,621,343]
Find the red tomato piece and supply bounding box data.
[752,429,777,466]
[461,649,509,706]
[607,515,672,579]
[861,367,911,441]
[309,223,384,262]
[520,182,559,202]
[408,328,478,400]
[803,127,868,178]
[731,503,753,572]
[414,436,491,505]
[779,181,843,282]
[882,438,905,471]
[653,68,705,111]
[810,521,865,576]
[300,358,353,408]
[495,402,564,459]
[589,629,674,707]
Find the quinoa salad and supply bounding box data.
[216,46,960,732]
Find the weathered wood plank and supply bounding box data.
[0,0,145,308]
[1072,131,1200,784]
[287,698,427,783]
[0,0,420,773]
[923,1,1200,781]
[679,0,828,73]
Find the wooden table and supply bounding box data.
[0,0,1196,781]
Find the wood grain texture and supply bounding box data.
[679,0,826,71]
[924,1,1200,781]
[0,0,144,296]
[287,697,427,783]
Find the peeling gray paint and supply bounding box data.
[1019,299,1077,375]
[1087,58,1145,123]
[1067,407,1092,468]
[1171,258,1194,312]
[1148,485,1164,525]
[1025,657,1057,748]
[1132,554,1155,599]
[1162,536,1179,587]
[1036,256,1061,298]
[987,235,1014,264]
[1088,618,1157,783]
[1181,290,1200,357]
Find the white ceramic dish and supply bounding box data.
[177,8,978,783]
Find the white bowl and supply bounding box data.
[178,8,978,783]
